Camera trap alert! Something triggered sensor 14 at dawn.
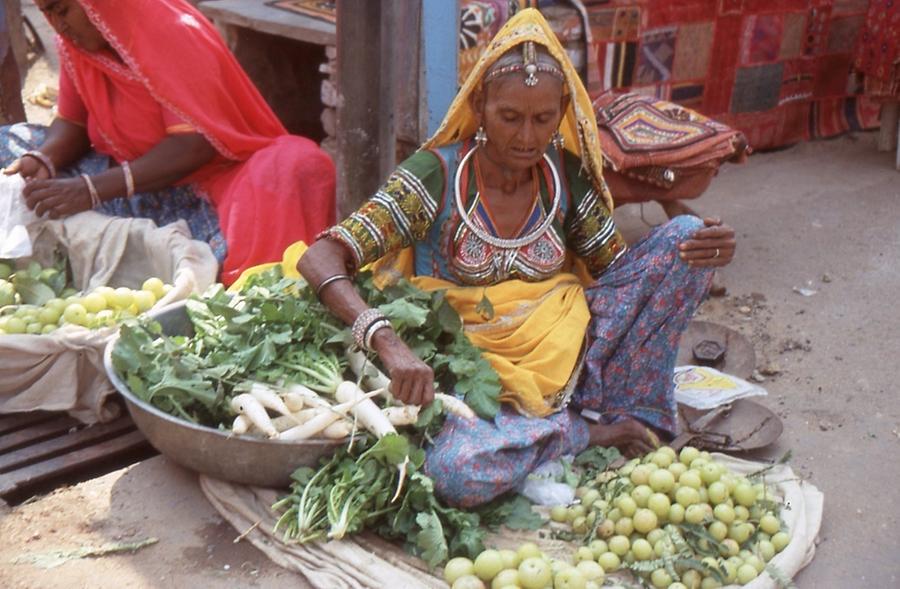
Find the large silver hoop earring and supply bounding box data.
[550,130,565,150]
[475,126,488,147]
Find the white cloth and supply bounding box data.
[0,212,218,423]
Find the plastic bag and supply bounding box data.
[0,174,39,258]
[516,456,577,506]
[673,365,767,410]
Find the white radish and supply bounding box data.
[286,383,332,409]
[347,349,478,420]
[382,406,420,427]
[234,409,320,436]
[278,411,342,441]
[277,389,384,441]
[434,393,476,420]
[282,392,305,412]
[293,408,320,423]
[231,414,250,435]
[334,380,409,504]
[230,393,277,438]
[249,382,298,421]
[270,409,319,432]
[334,381,397,438]
[346,348,391,391]
[322,420,353,439]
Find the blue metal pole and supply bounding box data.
[421,0,458,137]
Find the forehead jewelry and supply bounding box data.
[523,41,538,87]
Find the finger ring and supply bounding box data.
[714,248,720,258]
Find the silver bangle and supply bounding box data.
[23,150,56,178]
[315,273,350,297]
[122,161,135,197]
[81,174,101,208]
[351,308,386,351]
[363,318,392,352]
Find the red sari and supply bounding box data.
[58,0,335,284]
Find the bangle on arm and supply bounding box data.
[121,161,135,197]
[80,174,101,208]
[23,150,56,178]
[363,318,392,351]
[351,308,391,352]
[315,273,350,298]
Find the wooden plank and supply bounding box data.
[0,430,149,498]
[336,0,397,216]
[0,416,81,454]
[0,412,58,436]
[0,418,136,474]
[199,0,336,46]
[878,102,899,152]
[393,1,422,151]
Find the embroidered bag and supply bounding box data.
[593,91,749,205]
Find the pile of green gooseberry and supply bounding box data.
[0,276,171,335]
[444,445,792,589]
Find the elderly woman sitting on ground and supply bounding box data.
[298,9,736,508]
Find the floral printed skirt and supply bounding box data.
[0,123,226,262]
[425,215,713,507]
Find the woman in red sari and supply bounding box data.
[1,0,335,285]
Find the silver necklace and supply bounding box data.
[454,144,562,250]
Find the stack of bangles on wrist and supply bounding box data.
[22,150,56,178]
[80,174,101,208]
[351,308,392,352]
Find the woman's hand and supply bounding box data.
[677,217,736,268]
[22,177,92,219]
[3,156,51,181]
[371,328,435,407]
[588,418,661,458]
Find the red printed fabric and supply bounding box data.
[57,0,335,284]
[582,0,881,150]
[854,0,900,100]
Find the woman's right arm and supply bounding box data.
[298,150,445,406]
[298,238,435,406]
[2,117,90,180]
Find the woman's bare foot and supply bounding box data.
[587,418,661,457]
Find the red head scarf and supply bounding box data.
[59,0,285,162]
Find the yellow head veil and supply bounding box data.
[424,8,613,211]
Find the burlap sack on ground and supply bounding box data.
[0,211,218,423]
[200,454,823,589]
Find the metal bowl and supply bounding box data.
[102,301,345,489]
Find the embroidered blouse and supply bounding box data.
[324,142,627,286]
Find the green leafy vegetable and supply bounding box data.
[111,268,345,425]
[274,434,487,569]
[477,494,544,531]
[574,445,622,486]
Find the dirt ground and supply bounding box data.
[2,3,899,588]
